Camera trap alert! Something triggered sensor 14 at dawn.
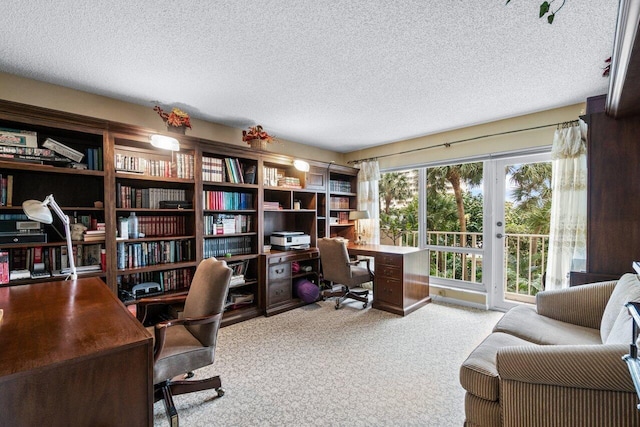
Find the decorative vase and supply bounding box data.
[167,125,186,135]
[249,139,268,150]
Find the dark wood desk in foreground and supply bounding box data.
[0,277,153,427]
[347,244,431,316]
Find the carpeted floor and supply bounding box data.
[153,297,503,426]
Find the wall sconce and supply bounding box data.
[149,134,180,151]
[23,194,77,279]
[293,159,310,172]
[349,210,370,245]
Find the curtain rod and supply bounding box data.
[348,119,581,164]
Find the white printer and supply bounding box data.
[270,231,311,250]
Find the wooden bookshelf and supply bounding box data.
[0,99,359,325]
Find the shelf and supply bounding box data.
[116,208,195,213]
[117,260,198,274]
[115,172,195,184]
[204,232,256,238]
[0,160,105,176]
[116,235,195,243]
[203,181,259,189]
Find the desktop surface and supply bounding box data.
[0,277,153,426]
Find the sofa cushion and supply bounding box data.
[460,332,536,401]
[493,305,601,345]
[605,304,640,345]
[601,273,640,343]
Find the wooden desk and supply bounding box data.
[0,278,153,427]
[348,244,431,316]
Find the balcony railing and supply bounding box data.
[396,230,548,301]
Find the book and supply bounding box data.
[0,127,37,148]
[42,137,84,162]
[0,251,9,284]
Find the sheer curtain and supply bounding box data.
[545,120,588,290]
[354,160,380,244]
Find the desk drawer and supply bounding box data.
[377,253,402,267]
[376,276,403,306]
[269,263,291,280]
[268,280,291,305]
[378,264,402,280]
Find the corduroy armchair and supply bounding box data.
[136,257,232,426]
[460,274,640,426]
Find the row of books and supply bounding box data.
[203,214,253,235]
[263,166,285,187]
[0,174,13,207]
[118,268,193,294]
[116,184,187,209]
[203,236,254,258]
[202,157,257,184]
[203,190,254,210]
[114,153,194,179]
[85,147,103,170]
[330,180,353,193]
[116,240,193,269]
[330,196,352,209]
[333,212,350,224]
[0,143,70,162]
[127,215,187,238]
[8,244,103,273]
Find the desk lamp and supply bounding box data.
[349,210,370,245]
[23,194,77,280]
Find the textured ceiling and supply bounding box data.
[0,1,618,153]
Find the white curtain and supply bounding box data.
[545,120,588,290]
[355,160,380,244]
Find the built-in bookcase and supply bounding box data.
[328,169,358,241]
[0,100,359,326]
[0,108,106,285]
[201,148,261,324]
[112,133,197,301]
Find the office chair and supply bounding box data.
[317,237,373,309]
[136,257,232,426]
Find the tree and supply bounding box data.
[379,172,413,215]
[426,163,482,280]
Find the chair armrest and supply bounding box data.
[536,280,617,329]
[135,294,188,323]
[497,344,633,392]
[349,257,374,279]
[152,312,223,362]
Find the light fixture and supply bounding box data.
[349,210,370,245]
[23,195,77,280]
[293,159,310,172]
[149,134,180,151]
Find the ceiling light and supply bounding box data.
[149,134,180,151]
[293,159,310,172]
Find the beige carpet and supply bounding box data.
[153,298,503,426]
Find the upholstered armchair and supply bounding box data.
[317,237,373,309]
[136,257,232,426]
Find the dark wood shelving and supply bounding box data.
[0,99,359,326]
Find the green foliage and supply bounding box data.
[506,0,566,24]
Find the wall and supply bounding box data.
[344,103,585,169]
[0,71,343,165]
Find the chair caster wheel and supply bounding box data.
[216,387,225,398]
[335,303,340,310]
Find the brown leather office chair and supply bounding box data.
[136,257,232,426]
[318,237,373,309]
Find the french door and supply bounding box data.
[487,152,552,311]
